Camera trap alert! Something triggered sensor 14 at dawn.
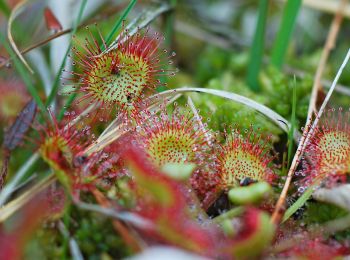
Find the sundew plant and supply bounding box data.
[2,0,350,259]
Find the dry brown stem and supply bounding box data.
[271,0,348,225]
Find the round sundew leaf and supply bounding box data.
[216,130,276,191]
[39,135,72,189]
[67,25,175,118]
[300,110,350,189]
[134,108,211,172]
[147,130,198,167]
[221,149,268,187]
[85,51,149,107]
[161,162,196,181]
[317,130,350,173]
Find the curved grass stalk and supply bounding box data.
[0,153,40,206]
[159,87,293,135]
[83,87,296,157]
[187,96,212,145]
[105,2,172,53]
[84,93,182,156]
[0,173,55,222]
[7,0,33,74]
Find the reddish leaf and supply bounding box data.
[4,99,37,151]
[0,188,51,260]
[123,145,215,254]
[44,7,62,32]
[221,208,275,259]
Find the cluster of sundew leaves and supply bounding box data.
[120,102,278,209]
[296,108,350,192]
[12,14,343,260]
[36,22,279,211]
[4,3,350,258]
[121,146,276,258]
[61,25,176,119]
[14,20,328,260]
[33,110,127,197]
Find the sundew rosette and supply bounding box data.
[215,128,276,191]
[34,111,90,189]
[61,24,176,119]
[298,108,350,191]
[34,111,118,195]
[133,104,214,169]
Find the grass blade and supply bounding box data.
[282,185,314,222]
[246,0,269,91]
[0,153,40,206]
[271,0,302,69]
[105,1,170,53]
[46,0,87,107]
[7,1,34,74]
[287,77,297,167]
[158,87,293,135]
[105,0,138,46]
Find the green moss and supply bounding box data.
[24,226,65,259]
[72,209,132,259]
[304,201,348,224]
[192,72,282,142]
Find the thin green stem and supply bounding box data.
[46,0,87,107]
[58,93,77,120]
[282,185,315,222]
[213,207,244,224]
[271,0,302,69]
[287,76,297,167]
[158,0,176,92]
[105,0,138,46]
[246,0,269,91]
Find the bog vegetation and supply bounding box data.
[1,0,350,259]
